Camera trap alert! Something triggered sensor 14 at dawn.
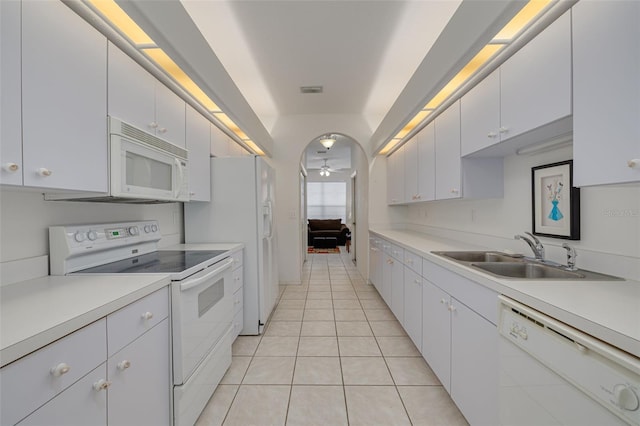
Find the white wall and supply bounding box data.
[270,114,373,285]
[395,146,640,280]
[0,188,184,277]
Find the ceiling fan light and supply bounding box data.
[319,136,336,149]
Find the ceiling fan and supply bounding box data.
[319,159,342,176]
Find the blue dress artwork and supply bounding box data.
[547,181,564,221]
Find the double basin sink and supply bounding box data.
[432,251,622,281]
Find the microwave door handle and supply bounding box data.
[180,258,234,292]
[174,158,185,198]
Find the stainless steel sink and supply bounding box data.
[472,262,624,280]
[432,251,524,263]
[472,262,584,279]
[431,250,623,281]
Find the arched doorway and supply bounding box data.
[300,133,368,270]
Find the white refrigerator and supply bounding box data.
[184,155,278,335]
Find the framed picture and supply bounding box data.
[532,160,580,240]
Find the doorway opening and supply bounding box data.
[300,133,366,268]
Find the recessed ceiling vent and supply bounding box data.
[316,150,327,154]
[300,86,323,94]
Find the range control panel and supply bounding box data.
[49,220,162,275]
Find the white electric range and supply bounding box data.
[49,220,238,426]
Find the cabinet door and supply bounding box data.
[435,101,461,200]
[107,319,170,426]
[403,267,422,349]
[22,0,107,191]
[210,124,230,157]
[417,121,436,202]
[390,256,404,322]
[155,82,186,147]
[18,364,107,426]
[386,146,405,204]
[108,43,156,133]
[421,280,451,392]
[573,1,640,186]
[450,299,498,426]
[381,251,393,307]
[0,0,22,186]
[403,136,418,203]
[461,69,500,156]
[500,11,571,142]
[186,105,211,201]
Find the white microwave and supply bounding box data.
[46,117,189,203]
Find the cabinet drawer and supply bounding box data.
[233,287,243,315]
[422,259,498,324]
[17,363,108,426]
[403,250,422,275]
[390,244,404,261]
[1,319,107,426]
[107,287,169,357]
[232,266,243,294]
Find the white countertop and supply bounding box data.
[370,228,640,358]
[0,274,170,367]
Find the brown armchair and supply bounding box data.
[307,219,350,245]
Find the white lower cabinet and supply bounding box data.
[421,259,499,426]
[402,267,422,349]
[421,279,452,393]
[0,288,170,426]
[18,364,108,426]
[450,301,498,426]
[107,319,170,426]
[231,249,244,340]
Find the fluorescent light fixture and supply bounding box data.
[378,0,554,157]
[425,44,504,110]
[87,0,259,154]
[492,0,554,43]
[319,136,336,149]
[244,140,265,156]
[394,110,433,139]
[87,0,153,46]
[379,139,402,156]
[142,48,221,112]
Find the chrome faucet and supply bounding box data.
[514,232,545,261]
[562,243,578,271]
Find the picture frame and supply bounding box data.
[532,160,580,240]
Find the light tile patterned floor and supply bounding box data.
[196,251,469,426]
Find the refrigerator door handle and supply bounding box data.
[263,201,273,239]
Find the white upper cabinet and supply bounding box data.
[108,44,185,148]
[417,121,436,202]
[21,0,108,191]
[460,69,500,156]
[404,136,419,203]
[402,121,436,203]
[461,11,572,158]
[500,11,572,141]
[0,0,22,186]
[186,104,211,201]
[435,101,462,200]
[572,1,640,186]
[155,83,186,148]
[387,145,405,205]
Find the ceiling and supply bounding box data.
[116,1,523,159]
[181,0,462,135]
[304,135,353,171]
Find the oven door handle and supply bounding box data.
[180,258,234,292]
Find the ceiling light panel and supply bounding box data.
[87,0,154,45]
[492,0,554,42]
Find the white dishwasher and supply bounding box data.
[498,296,639,426]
